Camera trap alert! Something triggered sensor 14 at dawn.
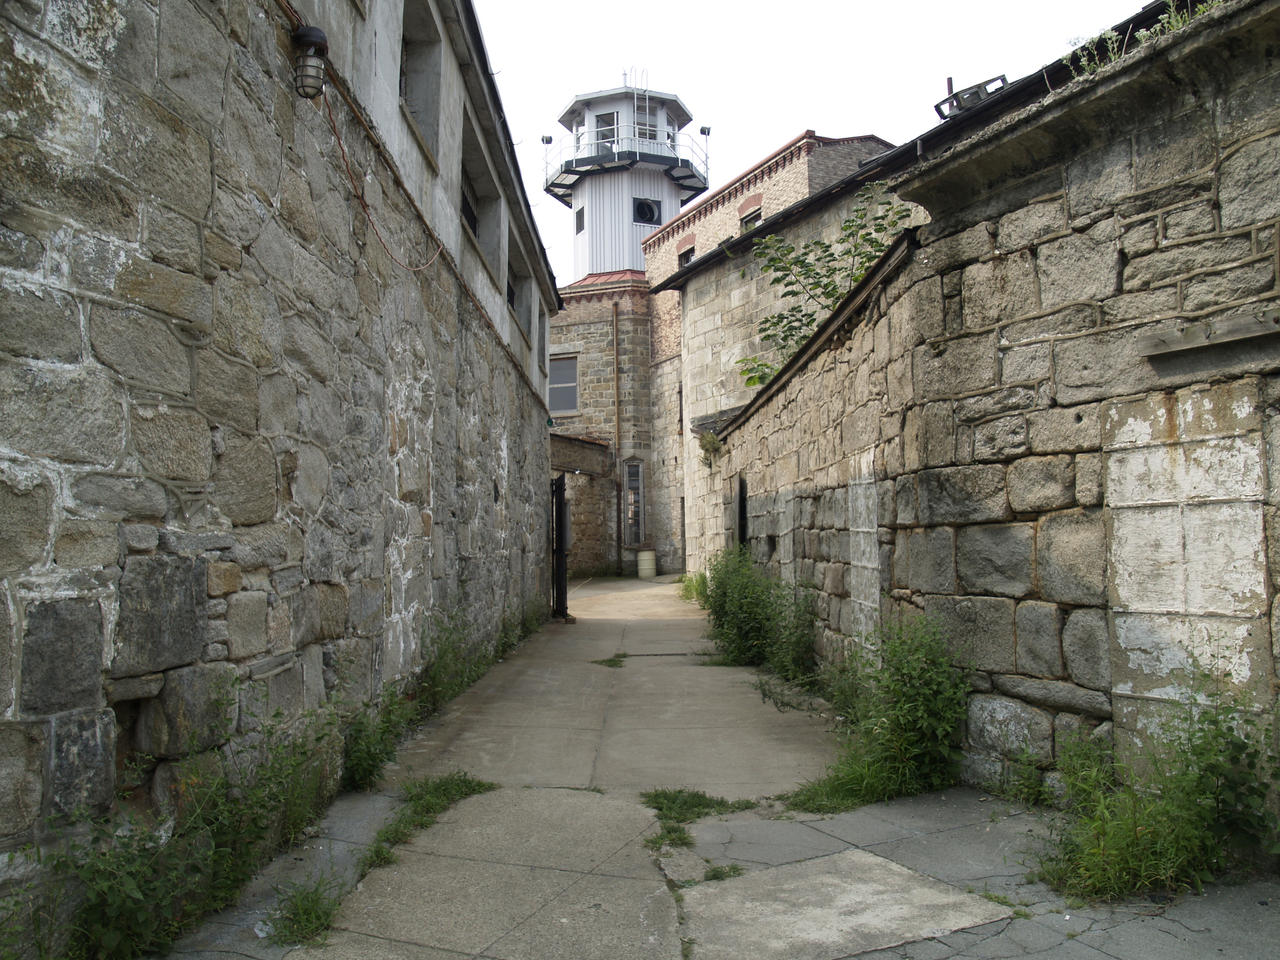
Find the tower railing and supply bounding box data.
[543,123,708,185]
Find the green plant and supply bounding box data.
[1039,681,1278,900]
[1062,1,1223,79]
[703,863,745,882]
[785,617,968,813]
[268,875,342,945]
[644,823,694,851]
[1001,748,1049,807]
[704,548,815,676]
[640,789,754,851]
[591,653,628,668]
[698,430,724,466]
[677,570,709,607]
[737,182,910,386]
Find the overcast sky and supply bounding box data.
[470,0,1150,284]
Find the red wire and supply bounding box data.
[322,87,444,274]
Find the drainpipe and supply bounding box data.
[613,300,622,576]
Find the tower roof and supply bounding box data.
[557,86,694,131]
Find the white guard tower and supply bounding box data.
[545,87,708,280]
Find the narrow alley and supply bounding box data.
[169,580,1279,960]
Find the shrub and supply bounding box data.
[677,570,709,607]
[787,616,968,812]
[703,547,815,674]
[1039,684,1278,899]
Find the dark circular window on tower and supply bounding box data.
[633,198,662,225]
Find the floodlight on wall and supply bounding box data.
[541,135,553,145]
[292,25,329,99]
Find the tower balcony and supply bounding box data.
[544,124,709,207]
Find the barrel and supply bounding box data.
[637,548,656,579]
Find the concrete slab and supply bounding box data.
[482,873,680,960]
[388,724,600,788]
[681,848,1010,960]
[294,929,464,958]
[403,788,656,872]
[692,818,849,867]
[332,853,577,954]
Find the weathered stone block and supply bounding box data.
[146,203,202,274]
[211,434,276,525]
[0,722,45,835]
[49,709,116,816]
[212,272,282,367]
[1074,454,1102,507]
[1037,223,1119,309]
[20,600,102,716]
[917,465,1010,524]
[973,415,1028,462]
[111,556,205,678]
[1183,501,1266,617]
[101,86,212,221]
[207,561,242,597]
[196,350,259,431]
[1015,601,1064,678]
[0,138,139,239]
[1124,236,1253,288]
[1219,134,1280,229]
[135,661,236,757]
[954,387,1038,425]
[1007,455,1074,513]
[105,673,165,703]
[1109,505,1185,612]
[259,374,299,435]
[906,526,956,594]
[1027,403,1100,454]
[894,475,917,526]
[1063,608,1110,692]
[0,286,81,362]
[1000,342,1050,384]
[157,0,231,128]
[122,523,160,552]
[113,258,212,328]
[0,365,126,464]
[992,676,1110,718]
[131,405,212,481]
[967,693,1052,763]
[226,590,269,660]
[997,200,1064,251]
[914,334,996,398]
[0,470,51,575]
[54,519,119,568]
[920,222,994,272]
[961,252,1038,326]
[73,474,168,520]
[957,523,1034,597]
[1037,509,1105,605]
[920,594,1015,673]
[1179,379,1260,440]
[1182,259,1275,312]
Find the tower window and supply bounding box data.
[677,247,695,268]
[595,112,618,148]
[575,207,585,234]
[633,198,662,225]
[624,460,645,546]
[637,102,658,140]
[740,209,762,232]
[549,355,578,414]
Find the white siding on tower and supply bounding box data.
[578,168,679,275]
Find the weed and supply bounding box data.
[703,863,745,882]
[703,547,815,679]
[678,570,709,607]
[592,653,628,668]
[999,748,1049,808]
[641,789,756,823]
[641,788,754,852]
[1038,681,1278,900]
[785,617,968,813]
[1013,908,1033,920]
[357,842,397,875]
[268,875,342,945]
[1062,1,1223,79]
[645,823,694,851]
[981,891,1014,907]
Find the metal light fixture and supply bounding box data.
[291,25,328,99]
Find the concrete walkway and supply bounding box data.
[168,578,1280,960]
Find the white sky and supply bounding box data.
[470,0,1150,284]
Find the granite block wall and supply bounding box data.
[706,0,1280,776]
[0,0,550,852]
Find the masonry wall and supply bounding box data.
[0,0,550,854]
[551,278,652,573]
[708,0,1280,778]
[680,190,871,575]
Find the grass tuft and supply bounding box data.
[268,876,342,946]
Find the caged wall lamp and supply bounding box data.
[291,25,329,99]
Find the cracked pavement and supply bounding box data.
[166,579,1280,959]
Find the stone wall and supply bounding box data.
[0,0,551,852]
[707,0,1280,777]
[550,274,652,573]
